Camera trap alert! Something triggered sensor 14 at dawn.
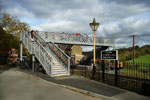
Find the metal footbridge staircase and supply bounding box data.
[20,30,115,77]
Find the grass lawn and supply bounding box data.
[128,54,150,64]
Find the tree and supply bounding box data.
[0,13,30,64]
[0,27,10,55]
[118,45,150,62]
[0,12,30,38]
[0,12,30,51]
[0,26,11,64]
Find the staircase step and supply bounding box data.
[53,74,69,77]
[52,67,65,69]
[53,72,69,75]
[53,69,66,72]
[53,61,60,64]
[53,65,65,68]
[52,68,65,70]
[53,70,67,73]
[53,65,61,67]
[53,70,66,72]
[53,64,61,66]
[53,69,64,71]
[53,71,68,75]
[52,67,62,69]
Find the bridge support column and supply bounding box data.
[31,55,35,72]
[20,41,23,69]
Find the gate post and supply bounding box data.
[20,41,23,69]
[32,54,35,72]
[115,60,118,86]
[102,60,105,83]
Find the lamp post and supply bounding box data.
[89,18,99,79]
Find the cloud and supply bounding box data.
[0,0,150,48]
[98,13,150,48]
[100,13,150,37]
[31,20,88,33]
[103,0,150,7]
[1,0,149,20]
[4,7,34,17]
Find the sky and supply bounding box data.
[0,0,150,50]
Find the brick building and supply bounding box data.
[58,44,83,64]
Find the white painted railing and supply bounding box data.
[34,31,70,75]
[48,42,70,75]
[37,31,115,46]
[21,30,53,77]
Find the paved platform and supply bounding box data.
[0,69,101,100]
[18,68,150,100]
[1,67,149,100]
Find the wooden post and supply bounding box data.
[93,31,96,65]
[133,35,135,67]
[92,31,96,79]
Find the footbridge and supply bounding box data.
[37,31,115,46]
[20,30,115,77]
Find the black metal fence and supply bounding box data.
[71,62,150,96]
[0,56,8,65]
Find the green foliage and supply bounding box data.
[0,12,30,64]
[128,54,150,63]
[0,12,30,37]
[118,45,150,62]
[23,47,30,57]
[0,27,11,55]
[0,26,22,64]
[118,50,132,62]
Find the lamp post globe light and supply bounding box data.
[89,18,99,79]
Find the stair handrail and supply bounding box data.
[21,30,34,54]
[51,42,70,59]
[21,30,34,41]
[21,30,53,77]
[34,39,53,76]
[34,31,70,74]
[48,42,70,74]
[33,31,47,47]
